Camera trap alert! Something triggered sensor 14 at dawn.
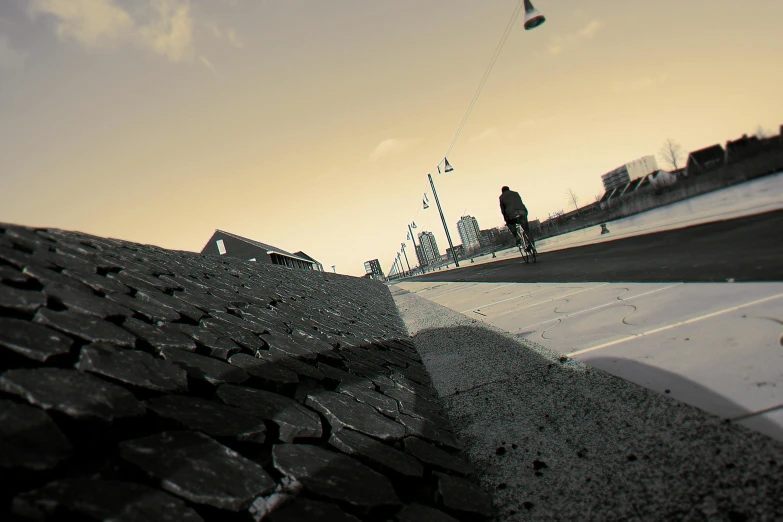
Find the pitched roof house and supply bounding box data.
[685,144,725,176]
[201,230,318,270]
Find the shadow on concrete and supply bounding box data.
[582,356,782,440]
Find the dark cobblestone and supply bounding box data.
[120,431,275,511]
[306,391,406,441]
[13,478,204,521]
[76,343,188,393]
[0,400,72,470]
[0,367,145,421]
[33,307,137,347]
[144,396,267,442]
[0,318,73,362]
[160,347,249,385]
[0,223,482,522]
[272,443,401,514]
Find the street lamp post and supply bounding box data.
[401,243,412,276]
[407,223,421,274]
[428,173,459,268]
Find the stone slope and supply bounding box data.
[0,223,491,521]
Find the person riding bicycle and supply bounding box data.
[499,186,533,247]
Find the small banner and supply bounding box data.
[423,198,429,209]
[444,157,454,172]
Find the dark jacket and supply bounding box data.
[500,190,527,222]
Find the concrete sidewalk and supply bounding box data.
[392,285,783,521]
[396,280,783,442]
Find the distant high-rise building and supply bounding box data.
[602,155,659,192]
[626,155,658,179]
[457,216,481,252]
[601,166,631,192]
[417,231,440,265]
[363,259,384,278]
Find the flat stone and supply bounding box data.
[173,323,243,359]
[120,431,275,511]
[0,317,73,361]
[395,503,461,522]
[50,249,98,274]
[76,343,188,393]
[229,353,299,390]
[108,270,176,293]
[22,265,93,292]
[123,318,197,353]
[43,282,133,318]
[381,383,443,413]
[144,395,266,443]
[160,347,248,385]
[397,414,461,450]
[211,310,266,334]
[201,317,265,352]
[0,284,44,313]
[0,399,72,470]
[403,437,473,476]
[106,292,181,323]
[434,472,493,518]
[172,289,227,313]
[0,265,30,284]
[0,245,56,270]
[306,391,406,441]
[317,362,374,387]
[398,402,453,431]
[272,444,401,513]
[391,374,439,401]
[0,368,145,421]
[218,384,322,442]
[33,308,137,348]
[267,497,361,522]
[62,268,132,294]
[256,349,325,381]
[13,478,203,521]
[393,364,432,386]
[330,429,423,478]
[136,289,206,322]
[338,382,399,417]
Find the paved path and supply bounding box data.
[406,210,783,284]
[396,280,783,441]
[393,286,783,520]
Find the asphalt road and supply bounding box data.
[406,210,783,283]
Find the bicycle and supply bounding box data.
[511,219,537,264]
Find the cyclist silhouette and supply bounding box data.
[499,186,532,247]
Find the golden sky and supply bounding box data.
[1,0,782,276]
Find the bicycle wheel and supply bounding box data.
[517,225,530,264]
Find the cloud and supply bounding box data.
[578,20,604,38]
[227,29,243,48]
[469,128,501,143]
[548,19,605,55]
[28,0,194,62]
[0,33,27,70]
[611,73,669,93]
[198,54,216,75]
[369,138,417,162]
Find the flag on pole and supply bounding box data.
[407,232,411,240]
[423,198,429,210]
[444,157,454,173]
[437,165,441,175]
[411,221,417,229]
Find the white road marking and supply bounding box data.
[568,292,783,357]
[515,283,682,331]
[493,284,611,317]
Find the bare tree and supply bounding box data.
[659,138,684,171]
[566,188,580,215]
[755,125,770,139]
